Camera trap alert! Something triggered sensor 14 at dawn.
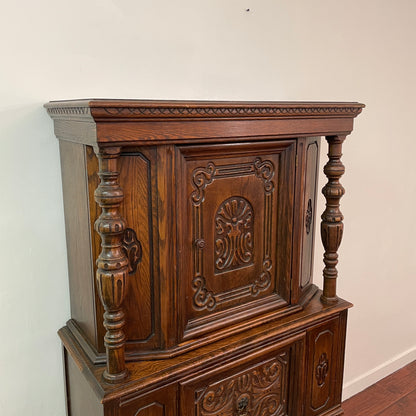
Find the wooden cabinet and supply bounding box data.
[46,99,363,416]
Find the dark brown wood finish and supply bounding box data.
[320,136,346,304]
[94,147,130,382]
[176,140,297,342]
[58,293,352,416]
[46,99,363,415]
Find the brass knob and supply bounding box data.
[237,396,249,416]
[194,238,206,249]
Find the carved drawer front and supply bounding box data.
[180,335,305,416]
[119,385,177,416]
[305,318,341,416]
[177,141,296,340]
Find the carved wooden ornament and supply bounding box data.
[321,135,346,304]
[94,147,129,382]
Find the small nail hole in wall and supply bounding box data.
[246,9,250,12]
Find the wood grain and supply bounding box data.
[343,361,416,416]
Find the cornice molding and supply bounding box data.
[96,105,363,119]
[46,106,92,122]
[45,100,364,122]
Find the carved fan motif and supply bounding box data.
[215,197,254,273]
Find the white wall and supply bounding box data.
[1,1,415,414]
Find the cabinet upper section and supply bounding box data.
[45,100,364,146]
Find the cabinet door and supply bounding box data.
[176,141,296,341]
[180,334,304,416]
[118,385,177,416]
[304,316,345,416]
[291,137,321,304]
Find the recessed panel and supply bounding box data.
[301,140,320,288]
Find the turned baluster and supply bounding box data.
[321,135,346,304]
[94,146,129,382]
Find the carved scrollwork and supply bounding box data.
[215,197,254,273]
[197,355,288,416]
[305,198,313,235]
[191,163,216,205]
[251,259,272,296]
[192,276,216,311]
[254,158,275,194]
[315,353,329,387]
[121,228,142,274]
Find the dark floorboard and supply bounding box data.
[342,360,416,416]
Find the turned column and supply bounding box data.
[320,135,346,304]
[94,146,129,382]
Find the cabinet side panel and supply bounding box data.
[87,147,161,352]
[60,141,97,348]
[157,145,177,349]
[292,137,321,305]
[64,349,103,416]
[120,149,160,349]
[300,138,320,289]
[86,146,105,352]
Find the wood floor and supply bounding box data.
[342,360,416,415]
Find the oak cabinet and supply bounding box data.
[46,99,363,416]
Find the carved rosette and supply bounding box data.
[196,353,288,416]
[94,147,129,382]
[321,135,346,304]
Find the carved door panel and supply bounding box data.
[305,318,341,416]
[179,334,304,416]
[177,141,296,341]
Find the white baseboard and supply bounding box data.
[342,346,416,400]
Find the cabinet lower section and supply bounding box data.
[179,334,304,416]
[61,294,349,416]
